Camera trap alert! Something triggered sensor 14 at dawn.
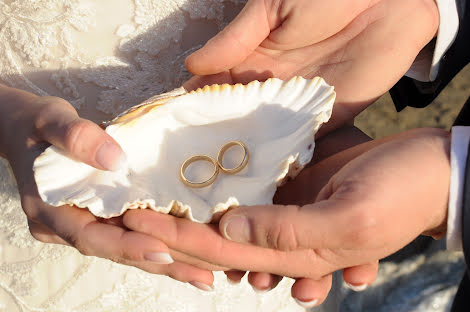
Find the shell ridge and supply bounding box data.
[33,77,335,223]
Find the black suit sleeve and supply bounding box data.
[388,2,470,310]
[390,0,469,114]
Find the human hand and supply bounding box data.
[0,85,215,289]
[184,0,439,134]
[123,127,450,305]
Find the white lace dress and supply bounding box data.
[0,1,305,311]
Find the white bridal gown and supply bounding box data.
[0,1,305,311]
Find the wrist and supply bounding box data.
[421,130,451,239]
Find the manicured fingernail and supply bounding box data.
[251,286,269,294]
[294,298,319,308]
[227,277,241,285]
[144,252,174,264]
[96,141,127,171]
[344,282,368,292]
[222,215,251,243]
[189,281,214,292]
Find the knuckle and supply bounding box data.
[32,102,56,131]
[72,235,94,257]
[117,236,142,262]
[166,270,187,283]
[347,204,376,247]
[21,200,41,224]
[63,119,90,154]
[33,97,71,132]
[108,256,126,265]
[265,206,300,251]
[27,220,47,243]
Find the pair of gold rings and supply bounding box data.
[180,141,249,188]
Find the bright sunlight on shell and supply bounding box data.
[33,77,335,223]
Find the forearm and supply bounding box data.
[0,84,39,158]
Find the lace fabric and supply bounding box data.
[0,1,304,311]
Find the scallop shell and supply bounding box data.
[33,77,335,223]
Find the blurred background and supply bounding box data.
[335,65,470,311]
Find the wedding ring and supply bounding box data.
[217,141,249,174]
[180,155,219,188]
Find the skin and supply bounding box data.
[185,0,440,136]
[124,127,451,305]
[183,0,440,303]
[0,85,216,289]
[0,0,441,304]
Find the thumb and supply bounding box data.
[34,96,126,171]
[219,200,359,251]
[185,0,270,75]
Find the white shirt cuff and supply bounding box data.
[405,0,460,82]
[447,126,470,251]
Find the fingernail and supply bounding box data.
[189,281,214,292]
[294,298,319,308]
[344,282,368,292]
[96,141,127,171]
[222,215,252,243]
[144,252,174,264]
[227,277,241,285]
[251,285,269,294]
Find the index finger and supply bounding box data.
[123,209,335,279]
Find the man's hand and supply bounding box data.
[185,0,439,135]
[123,128,451,305]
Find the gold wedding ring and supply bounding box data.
[180,141,249,188]
[180,155,219,188]
[217,140,249,174]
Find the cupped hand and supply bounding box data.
[0,85,215,289]
[184,0,439,134]
[222,127,450,303]
[123,127,451,305]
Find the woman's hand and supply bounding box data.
[184,0,439,135]
[0,85,215,289]
[123,128,451,305]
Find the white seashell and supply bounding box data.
[33,77,335,223]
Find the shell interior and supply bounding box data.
[33,77,335,223]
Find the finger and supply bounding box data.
[35,201,175,265]
[220,128,448,250]
[32,198,224,276]
[27,219,71,246]
[248,272,283,292]
[170,249,230,271]
[219,200,365,251]
[291,275,332,308]
[183,72,234,91]
[99,216,125,227]
[123,209,329,278]
[166,262,214,290]
[185,0,270,75]
[265,0,379,50]
[225,270,247,284]
[128,260,215,289]
[33,96,126,171]
[342,261,378,291]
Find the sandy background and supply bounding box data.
[356,65,470,138]
[333,65,470,311]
